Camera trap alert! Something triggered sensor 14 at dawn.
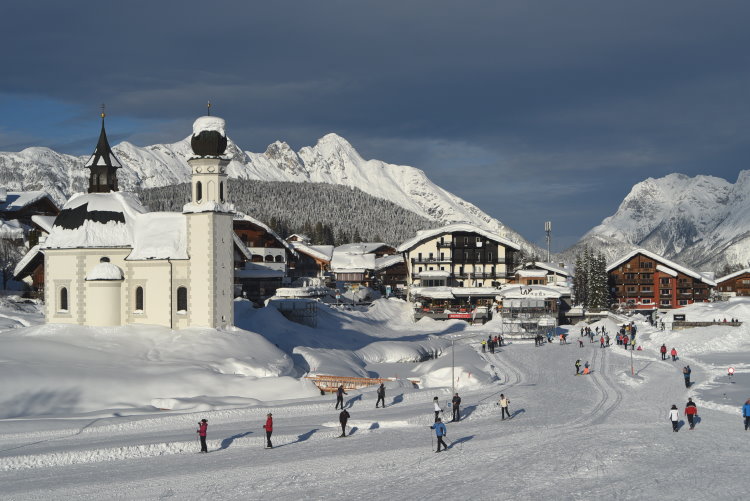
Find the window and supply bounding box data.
[220,182,225,202]
[678,299,688,305]
[440,252,445,261]
[265,255,274,262]
[464,251,469,260]
[418,253,422,261]
[476,251,481,262]
[641,273,652,280]
[661,299,672,306]
[627,286,636,292]
[196,181,203,202]
[275,255,284,263]
[464,237,468,245]
[743,280,750,285]
[59,287,68,311]
[135,287,144,311]
[429,252,434,260]
[641,287,652,293]
[177,287,188,312]
[488,252,493,261]
[660,278,671,285]
[641,261,653,269]
[660,289,671,296]
[642,299,651,304]
[476,237,481,242]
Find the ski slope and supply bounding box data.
[1,298,749,499]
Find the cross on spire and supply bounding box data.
[207,100,211,116]
[100,103,106,119]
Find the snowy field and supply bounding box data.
[0,296,748,500]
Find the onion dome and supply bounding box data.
[190,116,227,157]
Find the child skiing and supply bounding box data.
[197,418,208,453]
[430,417,448,452]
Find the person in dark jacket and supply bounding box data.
[430,417,448,452]
[743,399,750,430]
[197,418,208,453]
[335,384,348,409]
[262,413,273,448]
[376,383,386,408]
[660,344,668,360]
[684,398,698,430]
[575,359,581,375]
[339,409,350,437]
[683,365,692,388]
[451,393,461,422]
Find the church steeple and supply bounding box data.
[85,108,122,193]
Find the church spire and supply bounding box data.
[85,106,122,193]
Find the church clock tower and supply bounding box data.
[182,115,234,329]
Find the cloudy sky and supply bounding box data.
[2,1,749,250]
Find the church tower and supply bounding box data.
[85,111,122,193]
[183,115,234,329]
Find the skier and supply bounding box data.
[263,413,273,448]
[578,339,584,348]
[605,334,610,347]
[433,396,443,422]
[623,335,629,349]
[575,359,581,375]
[582,366,590,375]
[684,398,698,430]
[669,404,680,432]
[376,383,386,408]
[451,392,461,422]
[670,347,678,361]
[335,384,348,410]
[600,336,605,348]
[430,417,448,452]
[197,418,208,453]
[743,399,750,430]
[683,365,692,388]
[339,409,350,437]
[660,344,668,360]
[499,393,511,420]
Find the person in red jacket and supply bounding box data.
[660,344,668,360]
[670,347,678,361]
[262,413,273,448]
[197,419,208,453]
[684,398,698,430]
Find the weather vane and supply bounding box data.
[207,100,211,116]
[100,103,106,119]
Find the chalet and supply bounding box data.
[515,261,571,286]
[374,254,407,294]
[715,268,750,298]
[286,234,311,244]
[330,243,396,288]
[233,213,297,302]
[607,249,715,311]
[288,242,333,281]
[397,224,521,321]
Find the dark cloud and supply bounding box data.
[2,0,749,250]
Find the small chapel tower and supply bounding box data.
[85,110,122,193]
[182,115,234,329]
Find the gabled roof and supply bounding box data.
[31,215,56,233]
[525,261,571,277]
[335,242,392,254]
[13,244,43,279]
[716,268,750,283]
[0,191,55,213]
[290,242,333,262]
[375,254,404,271]
[607,248,716,286]
[397,223,521,252]
[233,212,296,257]
[84,119,122,169]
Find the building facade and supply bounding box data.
[607,249,715,310]
[715,269,750,298]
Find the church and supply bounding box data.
[41,113,235,329]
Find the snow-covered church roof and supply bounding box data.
[85,261,124,281]
[44,192,147,249]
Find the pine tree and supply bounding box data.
[352,228,362,243]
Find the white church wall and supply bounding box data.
[125,260,175,327]
[86,280,122,326]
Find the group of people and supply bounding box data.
[659,344,679,361]
[574,359,591,375]
[481,335,504,353]
[668,398,699,432]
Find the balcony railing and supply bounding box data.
[411,257,451,264]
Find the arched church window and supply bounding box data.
[196,182,203,202]
[177,286,188,312]
[275,255,284,263]
[60,287,68,311]
[135,286,144,311]
[220,182,225,202]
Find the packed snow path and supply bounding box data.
[2,337,746,500]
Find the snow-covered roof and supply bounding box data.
[527,261,571,277]
[331,252,376,272]
[233,212,296,257]
[127,212,188,260]
[397,223,521,252]
[232,233,252,260]
[193,116,226,137]
[411,287,455,299]
[290,242,333,262]
[451,287,502,296]
[716,268,750,283]
[274,286,332,298]
[0,191,52,212]
[655,264,677,277]
[516,269,548,278]
[44,192,147,249]
[183,200,235,214]
[375,254,404,271]
[31,215,56,233]
[0,219,23,239]
[606,248,716,286]
[335,242,390,254]
[85,261,124,281]
[286,233,310,243]
[13,244,42,278]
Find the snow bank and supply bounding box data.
[356,339,448,364]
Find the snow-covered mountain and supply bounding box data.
[566,172,750,271]
[0,133,538,252]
